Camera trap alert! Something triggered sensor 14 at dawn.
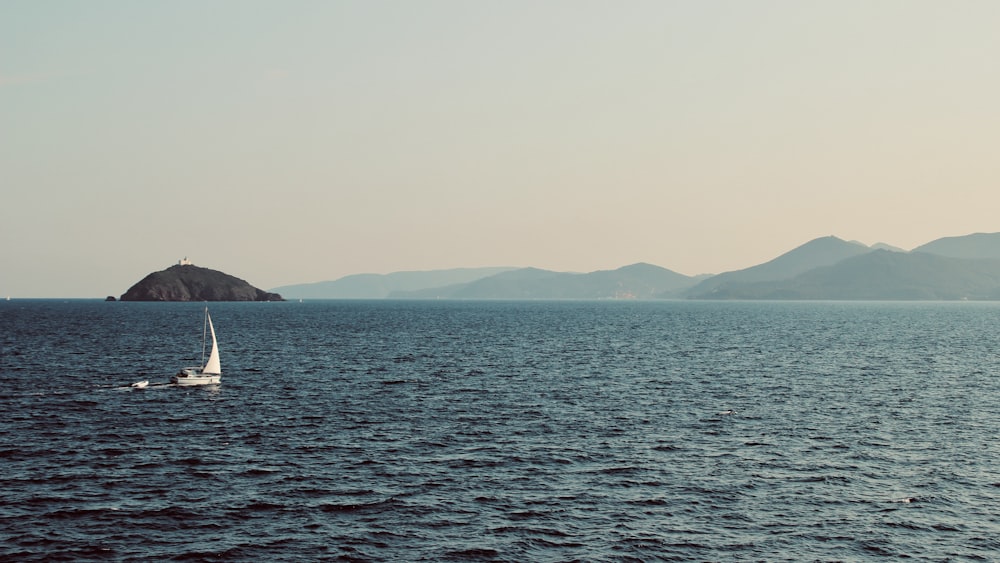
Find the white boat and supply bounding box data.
[130,380,149,389]
[171,308,221,386]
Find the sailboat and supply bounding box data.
[171,307,221,385]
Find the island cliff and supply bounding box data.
[120,262,284,302]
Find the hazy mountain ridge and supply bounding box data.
[271,267,518,299]
[686,235,871,297]
[695,250,1000,300]
[268,232,1000,300]
[391,263,695,300]
[911,232,1000,260]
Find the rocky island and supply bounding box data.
[120,259,284,302]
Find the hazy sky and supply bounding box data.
[4,1,1000,297]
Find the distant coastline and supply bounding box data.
[270,232,1000,301]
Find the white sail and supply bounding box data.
[202,312,221,375]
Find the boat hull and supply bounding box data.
[171,375,220,385]
[171,369,220,385]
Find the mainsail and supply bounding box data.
[202,313,221,375]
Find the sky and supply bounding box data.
[3,1,1000,297]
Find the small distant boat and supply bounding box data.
[130,380,149,389]
[171,308,221,386]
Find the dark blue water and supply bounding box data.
[2,299,999,561]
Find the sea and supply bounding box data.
[1,299,999,562]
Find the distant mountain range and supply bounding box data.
[389,263,699,300]
[270,232,1000,300]
[271,267,518,299]
[684,236,872,297]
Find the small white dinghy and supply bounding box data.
[130,380,149,389]
[171,308,221,386]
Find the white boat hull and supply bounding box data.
[171,368,220,385]
[171,374,221,385]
